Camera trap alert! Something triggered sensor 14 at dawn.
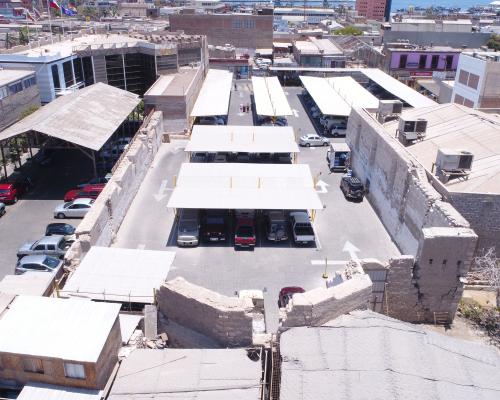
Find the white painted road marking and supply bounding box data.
[343,241,360,260]
[292,109,299,117]
[315,180,329,194]
[154,179,169,202]
[311,260,349,266]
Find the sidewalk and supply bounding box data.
[228,80,254,126]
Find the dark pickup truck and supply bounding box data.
[202,210,227,242]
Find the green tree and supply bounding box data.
[19,26,30,45]
[19,105,40,120]
[487,34,500,51]
[334,26,363,36]
[78,5,98,20]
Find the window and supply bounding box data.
[468,73,479,89]
[445,55,453,70]
[23,76,36,89]
[34,245,45,251]
[51,64,61,90]
[398,54,407,69]
[64,363,85,379]
[454,94,465,105]
[8,81,23,95]
[431,55,439,69]
[458,69,469,85]
[463,98,474,108]
[419,55,427,69]
[458,69,480,90]
[62,61,74,88]
[23,358,44,374]
[0,86,7,100]
[46,245,55,251]
[25,263,46,271]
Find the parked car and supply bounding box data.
[266,210,288,242]
[100,147,123,160]
[0,202,5,217]
[64,184,105,203]
[234,218,256,248]
[214,153,228,163]
[0,182,26,204]
[112,137,132,151]
[190,152,208,163]
[197,116,225,125]
[320,116,347,130]
[202,210,227,242]
[15,255,63,276]
[278,286,305,308]
[54,198,94,219]
[328,124,347,138]
[17,235,69,259]
[177,209,200,247]
[340,176,365,201]
[77,174,111,189]
[299,134,329,147]
[327,143,350,172]
[235,152,251,162]
[290,211,315,245]
[45,223,76,242]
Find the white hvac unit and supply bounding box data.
[398,117,428,141]
[436,149,474,172]
[378,100,403,116]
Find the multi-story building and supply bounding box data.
[0,69,40,131]
[451,51,500,109]
[355,0,389,22]
[169,12,273,48]
[293,37,345,68]
[273,7,337,25]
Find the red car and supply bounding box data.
[0,182,26,204]
[234,218,256,248]
[278,287,305,308]
[64,184,105,203]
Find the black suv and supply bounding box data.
[340,176,365,201]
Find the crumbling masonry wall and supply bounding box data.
[156,277,255,347]
[345,109,478,322]
[280,264,372,328]
[64,111,164,269]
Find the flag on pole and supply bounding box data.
[61,5,76,16]
[69,2,77,12]
[33,7,42,19]
[24,9,36,21]
[49,0,61,10]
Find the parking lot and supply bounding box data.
[114,85,400,305]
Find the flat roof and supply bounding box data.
[280,310,500,400]
[0,82,140,151]
[18,384,102,400]
[300,75,351,116]
[360,68,437,108]
[252,76,293,117]
[144,74,175,96]
[185,125,300,154]
[384,104,500,194]
[190,69,233,117]
[0,295,120,362]
[327,76,379,109]
[0,272,55,296]
[0,69,34,87]
[109,349,262,400]
[167,162,323,210]
[62,246,176,304]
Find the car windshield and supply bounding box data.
[207,217,224,225]
[179,221,198,233]
[237,226,254,237]
[63,225,75,234]
[270,222,285,232]
[58,240,66,250]
[64,202,72,208]
[42,256,59,269]
[0,189,9,194]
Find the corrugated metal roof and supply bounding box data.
[0,295,121,362]
[17,383,102,400]
[191,69,233,117]
[327,76,379,109]
[300,76,351,116]
[0,82,140,151]
[280,310,500,400]
[252,76,293,117]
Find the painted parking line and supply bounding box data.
[311,260,349,266]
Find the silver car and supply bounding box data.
[299,134,330,147]
[177,209,200,247]
[15,254,62,276]
[17,235,69,259]
[54,198,94,219]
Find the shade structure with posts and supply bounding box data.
[167,163,323,210]
[190,69,233,117]
[252,76,293,117]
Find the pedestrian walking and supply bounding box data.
[234,83,237,91]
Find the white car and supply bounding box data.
[299,134,330,147]
[54,198,94,219]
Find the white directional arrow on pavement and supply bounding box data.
[315,180,329,194]
[154,179,169,202]
[342,241,360,260]
[292,109,299,117]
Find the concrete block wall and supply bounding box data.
[156,277,254,347]
[64,112,164,269]
[280,265,372,328]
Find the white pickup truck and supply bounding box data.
[290,211,315,245]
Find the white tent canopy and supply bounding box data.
[0,83,140,151]
[185,125,300,154]
[252,76,293,117]
[62,247,176,304]
[361,68,437,108]
[300,75,351,117]
[191,69,234,117]
[327,76,379,109]
[167,163,323,210]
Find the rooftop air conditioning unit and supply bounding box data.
[398,117,428,142]
[436,149,474,172]
[379,100,403,115]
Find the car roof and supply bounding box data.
[37,235,64,245]
[18,254,58,264]
[343,176,362,184]
[280,286,305,295]
[72,198,94,205]
[47,223,72,228]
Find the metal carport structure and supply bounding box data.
[0,82,140,176]
[167,163,323,211]
[190,69,233,117]
[252,76,293,117]
[185,125,300,155]
[300,76,351,117]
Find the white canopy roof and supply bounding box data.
[252,76,293,117]
[167,163,323,210]
[191,69,233,117]
[185,125,300,154]
[327,76,380,109]
[0,83,140,151]
[62,247,176,304]
[361,68,437,108]
[300,75,351,117]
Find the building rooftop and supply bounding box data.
[294,37,343,55]
[0,69,34,87]
[0,295,121,362]
[108,348,262,400]
[145,67,200,97]
[384,104,500,194]
[280,310,500,400]
[462,51,500,62]
[17,383,102,400]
